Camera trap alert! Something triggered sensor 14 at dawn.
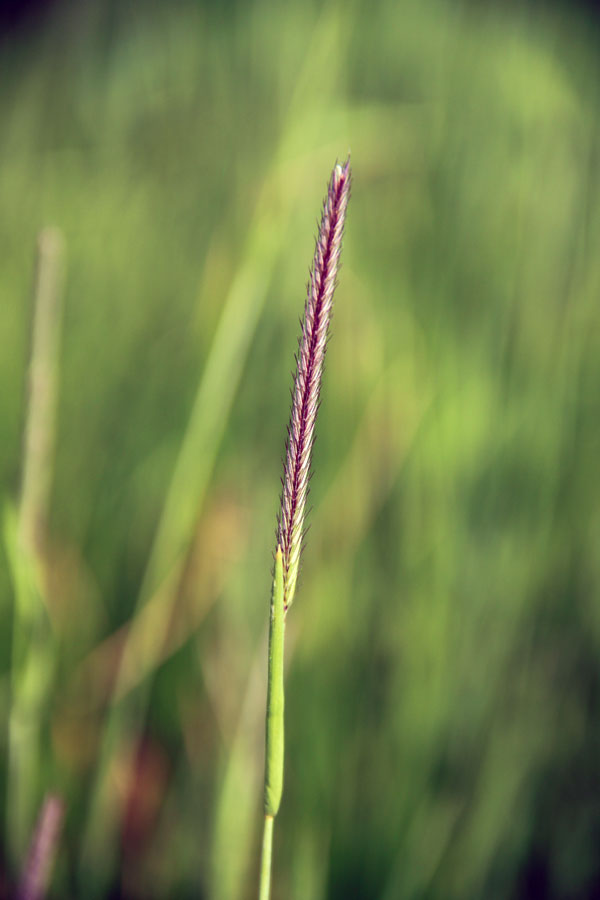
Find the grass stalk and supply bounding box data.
[258,159,351,899]
[258,816,274,900]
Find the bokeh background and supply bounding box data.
[1,0,600,897]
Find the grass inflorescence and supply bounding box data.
[259,158,351,900]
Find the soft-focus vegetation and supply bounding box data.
[1,0,599,897]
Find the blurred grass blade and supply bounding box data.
[6,230,65,869]
[17,229,65,553]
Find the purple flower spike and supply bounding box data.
[277,158,351,610]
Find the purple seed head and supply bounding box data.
[277,157,351,609]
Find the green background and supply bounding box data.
[1,0,599,896]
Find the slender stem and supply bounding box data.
[264,549,285,817]
[259,549,285,900]
[258,815,274,900]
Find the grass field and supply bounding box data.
[1,1,599,897]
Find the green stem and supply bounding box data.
[259,547,285,899]
[264,548,285,816]
[258,815,274,900]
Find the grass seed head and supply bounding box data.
[277,158,351,610]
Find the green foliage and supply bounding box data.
[1,0,599,897]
